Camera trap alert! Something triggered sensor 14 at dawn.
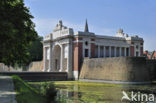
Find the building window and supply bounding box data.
[136,52,139,57]
[106,47,109,57]
[100,46,104,57]
[85,41,88,46]
[121,47,124,56]
[85,49,89,57]
[95,46,98,57]
[116,47,120,57]
[126,48,129,56]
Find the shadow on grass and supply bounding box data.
[12,75,57,103]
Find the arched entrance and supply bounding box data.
[52,45,61,72]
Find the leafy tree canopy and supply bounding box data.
[28,36,43,62]
[0,0,38,66]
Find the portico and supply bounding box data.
[95,45,130,58]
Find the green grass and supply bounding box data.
[28,81,123,87]
[12,75,46,103]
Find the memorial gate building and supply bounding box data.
[43,20,144,80]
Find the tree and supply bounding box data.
[0,0,37,66]
[28,36,43,62]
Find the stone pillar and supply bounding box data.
[66,45,69,72]
[124,47,126,57]
[98,45,100,58]
[128,47,130,56]
[60,45,64,72]
[48,45,52,72]
[103,46,106,57]
[114,47,116,57]
[119,47,122,57]
[43,47,47,71]
[109,46,111,57]
[67,40,73,79]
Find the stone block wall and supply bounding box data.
[146,60,156,81]
[0,63,10,71]
[0,61,43,72]
[80,57,151,82]
[28,61,43,71]
[0,63,21,71]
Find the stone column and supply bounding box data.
[103,46,106,57]
[60,45,64,72]
[129,47,130,56]
[114,47,116,57]
[119,47,122,57]
[109,46,111,57]
[48,45,52,72]
[124,47,127,57]
[43,47,47,71]
[66,44,69,72]
[67,40,73,79]
[98,45,100,58]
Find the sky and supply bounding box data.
[24,0,156,51]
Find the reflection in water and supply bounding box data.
[55,83,156,103]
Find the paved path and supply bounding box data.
[0,76,17,103]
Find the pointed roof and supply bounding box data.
[84,19,89,32]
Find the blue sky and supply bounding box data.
[25,0,156,51]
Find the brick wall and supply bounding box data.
[130,46,134,56]
[91,43,95,58]
[73,42,83,72]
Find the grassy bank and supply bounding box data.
[28,81,122,87]
[12,75,56,103]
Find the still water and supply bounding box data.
[53,82,156,103]
[29,81,156,103]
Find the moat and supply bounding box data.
[29,81,156,103]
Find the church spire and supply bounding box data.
[84,19,89,32]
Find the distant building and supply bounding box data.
[144,51,156,59]
[43,20,144,79]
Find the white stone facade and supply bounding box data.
[43,20,144,80]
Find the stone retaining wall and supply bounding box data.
[0,63,10,72]
[80,57,151,82]
[147,60,156,81]
[0,61,43,72]
[28,61,43,71]
[0,63,18,72]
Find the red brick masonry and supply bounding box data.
[73,42,83,71]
